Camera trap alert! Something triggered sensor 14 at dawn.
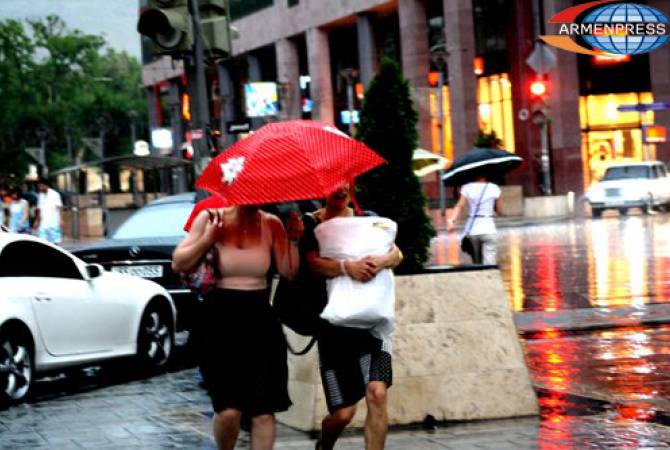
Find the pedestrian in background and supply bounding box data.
[33,178,63,244]
[304,183,402,450]
[8,187,30,233]
[172,204,304,450]
[446,175,502,265]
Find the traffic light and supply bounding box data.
[138,0,237,59]
[138,0,192,55]
[181,140,194,160]
[200,0,237,60]
[529,79,548,101]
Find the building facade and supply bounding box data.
[142,0,670,199]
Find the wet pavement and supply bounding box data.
[4,214,670,448]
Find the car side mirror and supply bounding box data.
[86,263,104,279]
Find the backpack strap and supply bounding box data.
[285,336,317,356]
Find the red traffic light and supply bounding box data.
[530,80,548,98]
[181,142,194,160]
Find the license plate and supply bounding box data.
[605,188,621,197]
[111,265,163,279]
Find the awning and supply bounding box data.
[51,155,192,176]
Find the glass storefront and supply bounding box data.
[429,73,515,161]
[579,92,656,188]
[477,74,515,152]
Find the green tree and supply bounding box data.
[473,130,503,148]
[356,58,436,273]
[0,15,146,179]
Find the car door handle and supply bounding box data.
[34,295,52,302]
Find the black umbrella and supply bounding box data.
[441,147,523,186]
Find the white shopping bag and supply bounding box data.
[315,217,397,334]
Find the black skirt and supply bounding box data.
[198,288,291,415]
[317,323,393,414]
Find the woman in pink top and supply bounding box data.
[173,205,304,450]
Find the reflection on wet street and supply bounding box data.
[432,215,670,312]
[432,214,670,446]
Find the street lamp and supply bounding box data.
[430,44,449,217]
[339,68,359,136]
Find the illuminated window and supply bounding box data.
[429,86,454,162]
[477,73,515,152]
[579,92,655,188]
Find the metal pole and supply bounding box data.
[346,79,355,136]
[540,121,552,195]
[437,71,447,216]
[98,122,108,237]
[64,128,79,240]
[189,0,212,175]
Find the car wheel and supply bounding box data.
[618,208,628,216]
[136,303,174,370]
[592,207,603,218]
[0,331,33,404]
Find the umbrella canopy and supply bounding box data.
[183,195,229,232]
[196,120,385,205]
[441,147,522,186]
[412,148,449,177]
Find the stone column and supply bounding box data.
[444,0,479,159]
[398,0,431,150]
[545,0,584,195]
[649,0,670,162]
[357,13,378,88]
[276,38,302,120]
[506,0,542,196]
[306,27,335,124]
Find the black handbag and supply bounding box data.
[460,183,488,260]
[273,213,327,355]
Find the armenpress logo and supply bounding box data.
[540,1,670,55]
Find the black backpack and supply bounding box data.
[273,213,327,354]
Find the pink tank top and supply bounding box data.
[216,212,272,290]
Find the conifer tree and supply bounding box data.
[356,58,436,273]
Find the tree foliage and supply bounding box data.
[0,15,145,178]
[356,59,436,273]
[473,130,503,149]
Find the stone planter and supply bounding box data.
[276,267,538,431]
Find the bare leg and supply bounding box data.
[250,414,276,450]
[320,405,357,450]
[212,409,242,450]
[364,382,388,450]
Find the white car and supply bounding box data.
[586,161,670,217]
[0,232,176,404]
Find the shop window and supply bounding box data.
[580,92,656,188]
[429,86,454,162]
[477,74,515,152]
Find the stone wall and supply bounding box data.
[277,268,539,431]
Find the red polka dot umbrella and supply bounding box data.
[195,120,385,206]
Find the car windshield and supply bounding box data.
[113,202,192,239]
[603,166,651,181]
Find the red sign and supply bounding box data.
[645,125,667,144]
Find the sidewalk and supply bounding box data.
[4,365,670,449]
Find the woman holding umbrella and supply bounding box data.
[175,120,386,450]
[172,205,304,450]
[443,147,522,265]
[446,174,502,265]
